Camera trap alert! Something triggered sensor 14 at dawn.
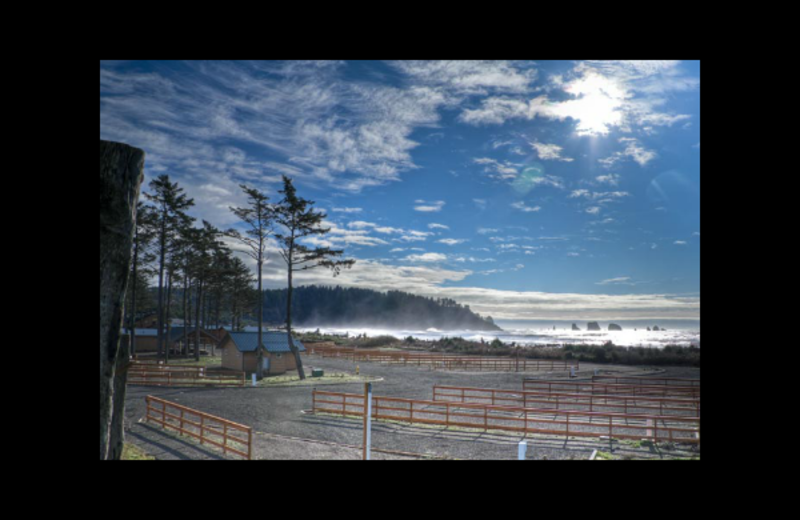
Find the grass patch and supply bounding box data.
[594,450,615,460]
[121,443,155,460]
[259,373,381,387]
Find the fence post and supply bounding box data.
[518,440,527,460]
[363,382,372,461]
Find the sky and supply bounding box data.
[100,60,700,323]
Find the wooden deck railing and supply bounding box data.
[432,385,700,417]
[311,390,700,444]
[145,396,252,459]
[523,379,700,398]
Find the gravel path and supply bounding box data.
[124,357,699,460]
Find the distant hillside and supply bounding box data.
[261,285,502,331]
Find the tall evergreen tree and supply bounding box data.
[143,175,194,359]
[126,202,157,356]
[225,185,274,379]
[188,221,222,360]
[274,176,354,380]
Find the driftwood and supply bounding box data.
[99,140,144,460]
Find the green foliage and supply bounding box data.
[259,285,503,331]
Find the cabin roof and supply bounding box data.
[224,331,306,354]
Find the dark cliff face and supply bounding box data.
[608,323,623,331]
[572,323,580,331]
[587,321,601,331]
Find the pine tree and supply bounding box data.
[274,176,354,380]
[126,202,157,357]
[225,185,274,379]
[143,175,194,359]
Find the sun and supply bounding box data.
[558,72,626,136]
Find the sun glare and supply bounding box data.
[559,72,625,136]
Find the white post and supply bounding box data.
[570,366,576,378]
[363,382,373,460]
[252,373,257,387]
[518,440,527,460]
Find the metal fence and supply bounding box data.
[432,385,700,417]
[128,362,245,387]
[312,390,700,444]
[523,379,700,398]
[307,344,576,372]
[591,375,700,387]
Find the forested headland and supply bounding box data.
[261,286,502,331]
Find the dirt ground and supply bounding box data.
[124,357,700,460]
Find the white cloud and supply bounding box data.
[477,227,500,235]
[599,138,657,168]
[459,61,696,137]
[101,61,453,195]
[674,240,688,245]
[596,277,634,286]
[414,200,446,212]
[332,207,363,213]
[530,141,574,162]
[438,238,468,246]
[511,201,541,213]
[428,223,450,230]
[473,157,519,180]
[595,173,621,186]
[585,207,601,215]
[405,252,448,263]
[390,60,537,97]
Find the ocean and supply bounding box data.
[297,319,700,348]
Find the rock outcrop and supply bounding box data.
[587,322,601,331]
[100,140,144,460]
[653,326,660,331]
[572,323,580,331]
[608,323,622,331]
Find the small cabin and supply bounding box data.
[122,327,220,356]
[220,331,306,376]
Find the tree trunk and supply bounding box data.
[165,272,173,361]
[256,255,264,380]
[195,280,203,361]
[286,266,305,380]
[129,226,138,357]
[183,274,189,356]
[100,140,144,460]
[156,212,167,359]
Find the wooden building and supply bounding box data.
[122,327,220,356]
[220,331,306,376]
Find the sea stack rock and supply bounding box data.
[608,323,622,331]
[653,326,660,331]
[647,327,651,331]
[572,323,580,331]
[587,322,601,331]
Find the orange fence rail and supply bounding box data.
[432,385,700,417]
[591,375,700,387]
[523,379,700,398]
[129,363,245,387]
[306,344,577,372]
[312,390,699,444]
[145,396,252,459]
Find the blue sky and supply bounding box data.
[100,60,700,322]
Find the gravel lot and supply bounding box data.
[124,356,700,460]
